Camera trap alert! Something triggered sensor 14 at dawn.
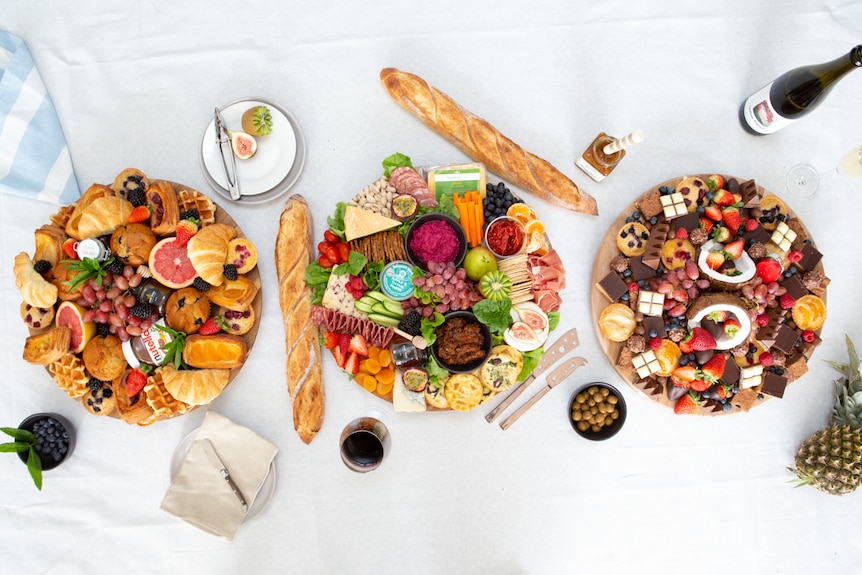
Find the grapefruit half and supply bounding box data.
[56,301,96,353]
[149,237,196,289]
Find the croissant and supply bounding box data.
[33,225,66,268]
[187,223,236,286]
[65,183,114,239]
[14,252,58,308]
[161,364,230,406]
[76,196,134,239]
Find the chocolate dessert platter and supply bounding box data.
[591,174,827,415]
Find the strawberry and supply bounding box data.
[679,327,717,354]
[323,331,340,350]
[674,391,700,415]
[723,318,741,338]
[711,225,732,243]
[756,313,769,327]
[706,175,725,190]
[745,218,760,232]
[706,251,725,271]
[711,384,728,400]
[332,346,346,368]
[675,228,689,240]
[707,310,728,323]
[338,333,351,357]
[713,189,735,206]
[698,217,714,235]
[344,351,360,375]
[779,293,796,310]
[62,238,78,259]
[704,205,723,222]
[690,378,711,392]
[125,368,148,396]
[723,239,745,260]
[759,351,774,367]
[700,354,726,382]
[128,205,151,224]
[348,333,369,357]
[722,206,741,232]
[198,317,222,335]
[174,218,199,248]
[670,365,697,388]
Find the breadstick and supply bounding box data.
[275,194,324,444]
[379,68,598,216]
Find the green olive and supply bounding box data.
[608,395,618,405]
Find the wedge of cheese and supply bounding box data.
[392,370,426,412]
[343,205,400,242]
[321,272,367,319]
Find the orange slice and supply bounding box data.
[524,230,548,255]
[507,203,537,224]
[524,219,545,235]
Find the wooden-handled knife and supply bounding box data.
[499,356,587,430]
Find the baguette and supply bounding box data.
[275,194,324,444]
[380,68,598,216]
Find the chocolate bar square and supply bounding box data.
[674,212,700,233]
[642,315,667,339]
[780,274,808,300]
[771,324,801,355]
[597,272,629,302]
[629,256,657,282]
[760,372,788,398]
[722,358,741,386]
[739,179,761,208]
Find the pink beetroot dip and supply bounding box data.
[409,219,459,265]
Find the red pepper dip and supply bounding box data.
[409,219,459,265]
[486,218,524,257]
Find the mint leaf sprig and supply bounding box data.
[1,427,42,490]
[154,324,188,369]
[62,256,113,292]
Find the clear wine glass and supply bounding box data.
[785,145,862,198]
[836,145,862,178]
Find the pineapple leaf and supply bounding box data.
[787,467,813,488]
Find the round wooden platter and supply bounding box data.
[32,180,262,422]
[589,174,826,415]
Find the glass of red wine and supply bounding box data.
[339,408,391,473]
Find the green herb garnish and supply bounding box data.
[327,202,348,240]
[1,427,41,490]
[363,260,385,292]
[154,324,188,369]
[423,356,450,389]
[62,256,113,291]
[305,261,333,305]
[472,298,513,334]
[333,250,367,276]
[420,312,445,346]
[382,152,412,179]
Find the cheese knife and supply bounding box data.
[485,327,580,423]
[499,356,588,430]
[200,438,248,513]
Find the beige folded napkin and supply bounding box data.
[160,411,278,540]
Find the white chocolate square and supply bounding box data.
[740,364,764,389]
[660,192,687,218]
[770,221,797,252]
[632,350,661,378]
[637,290,665,316]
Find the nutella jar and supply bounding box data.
[122,320,173,367]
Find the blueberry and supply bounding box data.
[784,270,792,278]
[722,402,732,412]
[679,357,688,366]
[696,205,705,214]
[649,216,658,225]
[633,211,641,220]
[649,329,657,338]
[623,269,632,277]
[625,216,634,223]
[621,293,630,301]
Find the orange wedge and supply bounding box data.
[524,219,545,235]
[507,203,537,224]
[524,230,548,255]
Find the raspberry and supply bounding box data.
[745,218,759,232]
[649,337,662,350]
[779,293,796,310]
[628,282,639,292]
[675,228,689,240]
[802,330,815,343]
[756,314,769,327]
[788,250,803,263]
[759,352,774,367]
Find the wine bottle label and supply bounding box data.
[742,83,794,134]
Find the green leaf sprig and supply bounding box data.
[154,324,188,369]
[1,427,42,490]
[62,256,113,292]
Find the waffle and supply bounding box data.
[49,204,75,229]
[177,188,216,225]
[143,368,190,419]
[47,353,89,398]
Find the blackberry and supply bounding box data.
[130,303,152,319]
[101,387,113,399]
[87,377,104,392]
[127,188,147,207]
[96,323,110,337]
[223,264,238,281]
[193,277,211,292]
[398,310,422,336]
[33,260,51,274]
[179,208,200,221]
[106,257,125,275]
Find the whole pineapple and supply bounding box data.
[789,335,862,496]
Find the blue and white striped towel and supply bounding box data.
[0,31,80,204]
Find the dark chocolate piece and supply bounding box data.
[794,244,822,272]
[722,358,741,386]
[780,274,808,300]
[634,377,663,397]
[785,354,810,381]
[743,225,770,245]
[629,256,657,281]
[739,179,761,208]
[760,372,788,398]
[674,212,700,233]
[772,324,801,355]
[597,272,629,302]
[641,315,667,339]
[641,220,670,270]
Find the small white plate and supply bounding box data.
[169,427,277,523]
[200,97,306,204]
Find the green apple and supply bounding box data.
[463,247,497,281]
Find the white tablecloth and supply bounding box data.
[2,2,861,574]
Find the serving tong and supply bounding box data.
[214,107,241,200]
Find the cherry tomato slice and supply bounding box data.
[337,242,351,262]
[324,230,339,243]
[317,255,335,268]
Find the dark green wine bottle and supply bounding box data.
[740,45,862,135]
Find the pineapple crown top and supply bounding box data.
[824,334,862,430]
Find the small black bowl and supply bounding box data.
[568,383,627,441]
[430,311,492,374]
[16,413,75,470]
[404,213,468,271]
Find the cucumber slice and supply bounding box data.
[371,302,398,317]
[365,291,388,303]
[368,313,402,327]
[353,299,375,313]
[381,299,404,317]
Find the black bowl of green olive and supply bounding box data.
[568,382,626,440]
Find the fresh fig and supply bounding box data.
[241,105,273,137]
[230,131,257,160]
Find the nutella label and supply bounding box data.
[742,83,794,134]
[140,325,170,364]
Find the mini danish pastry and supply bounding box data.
[14,252,58,308]
[791,294,827,331]
[33,224,66,268]
[23,326,71,365]
[145,180,180,236]
[599,303,636,342]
